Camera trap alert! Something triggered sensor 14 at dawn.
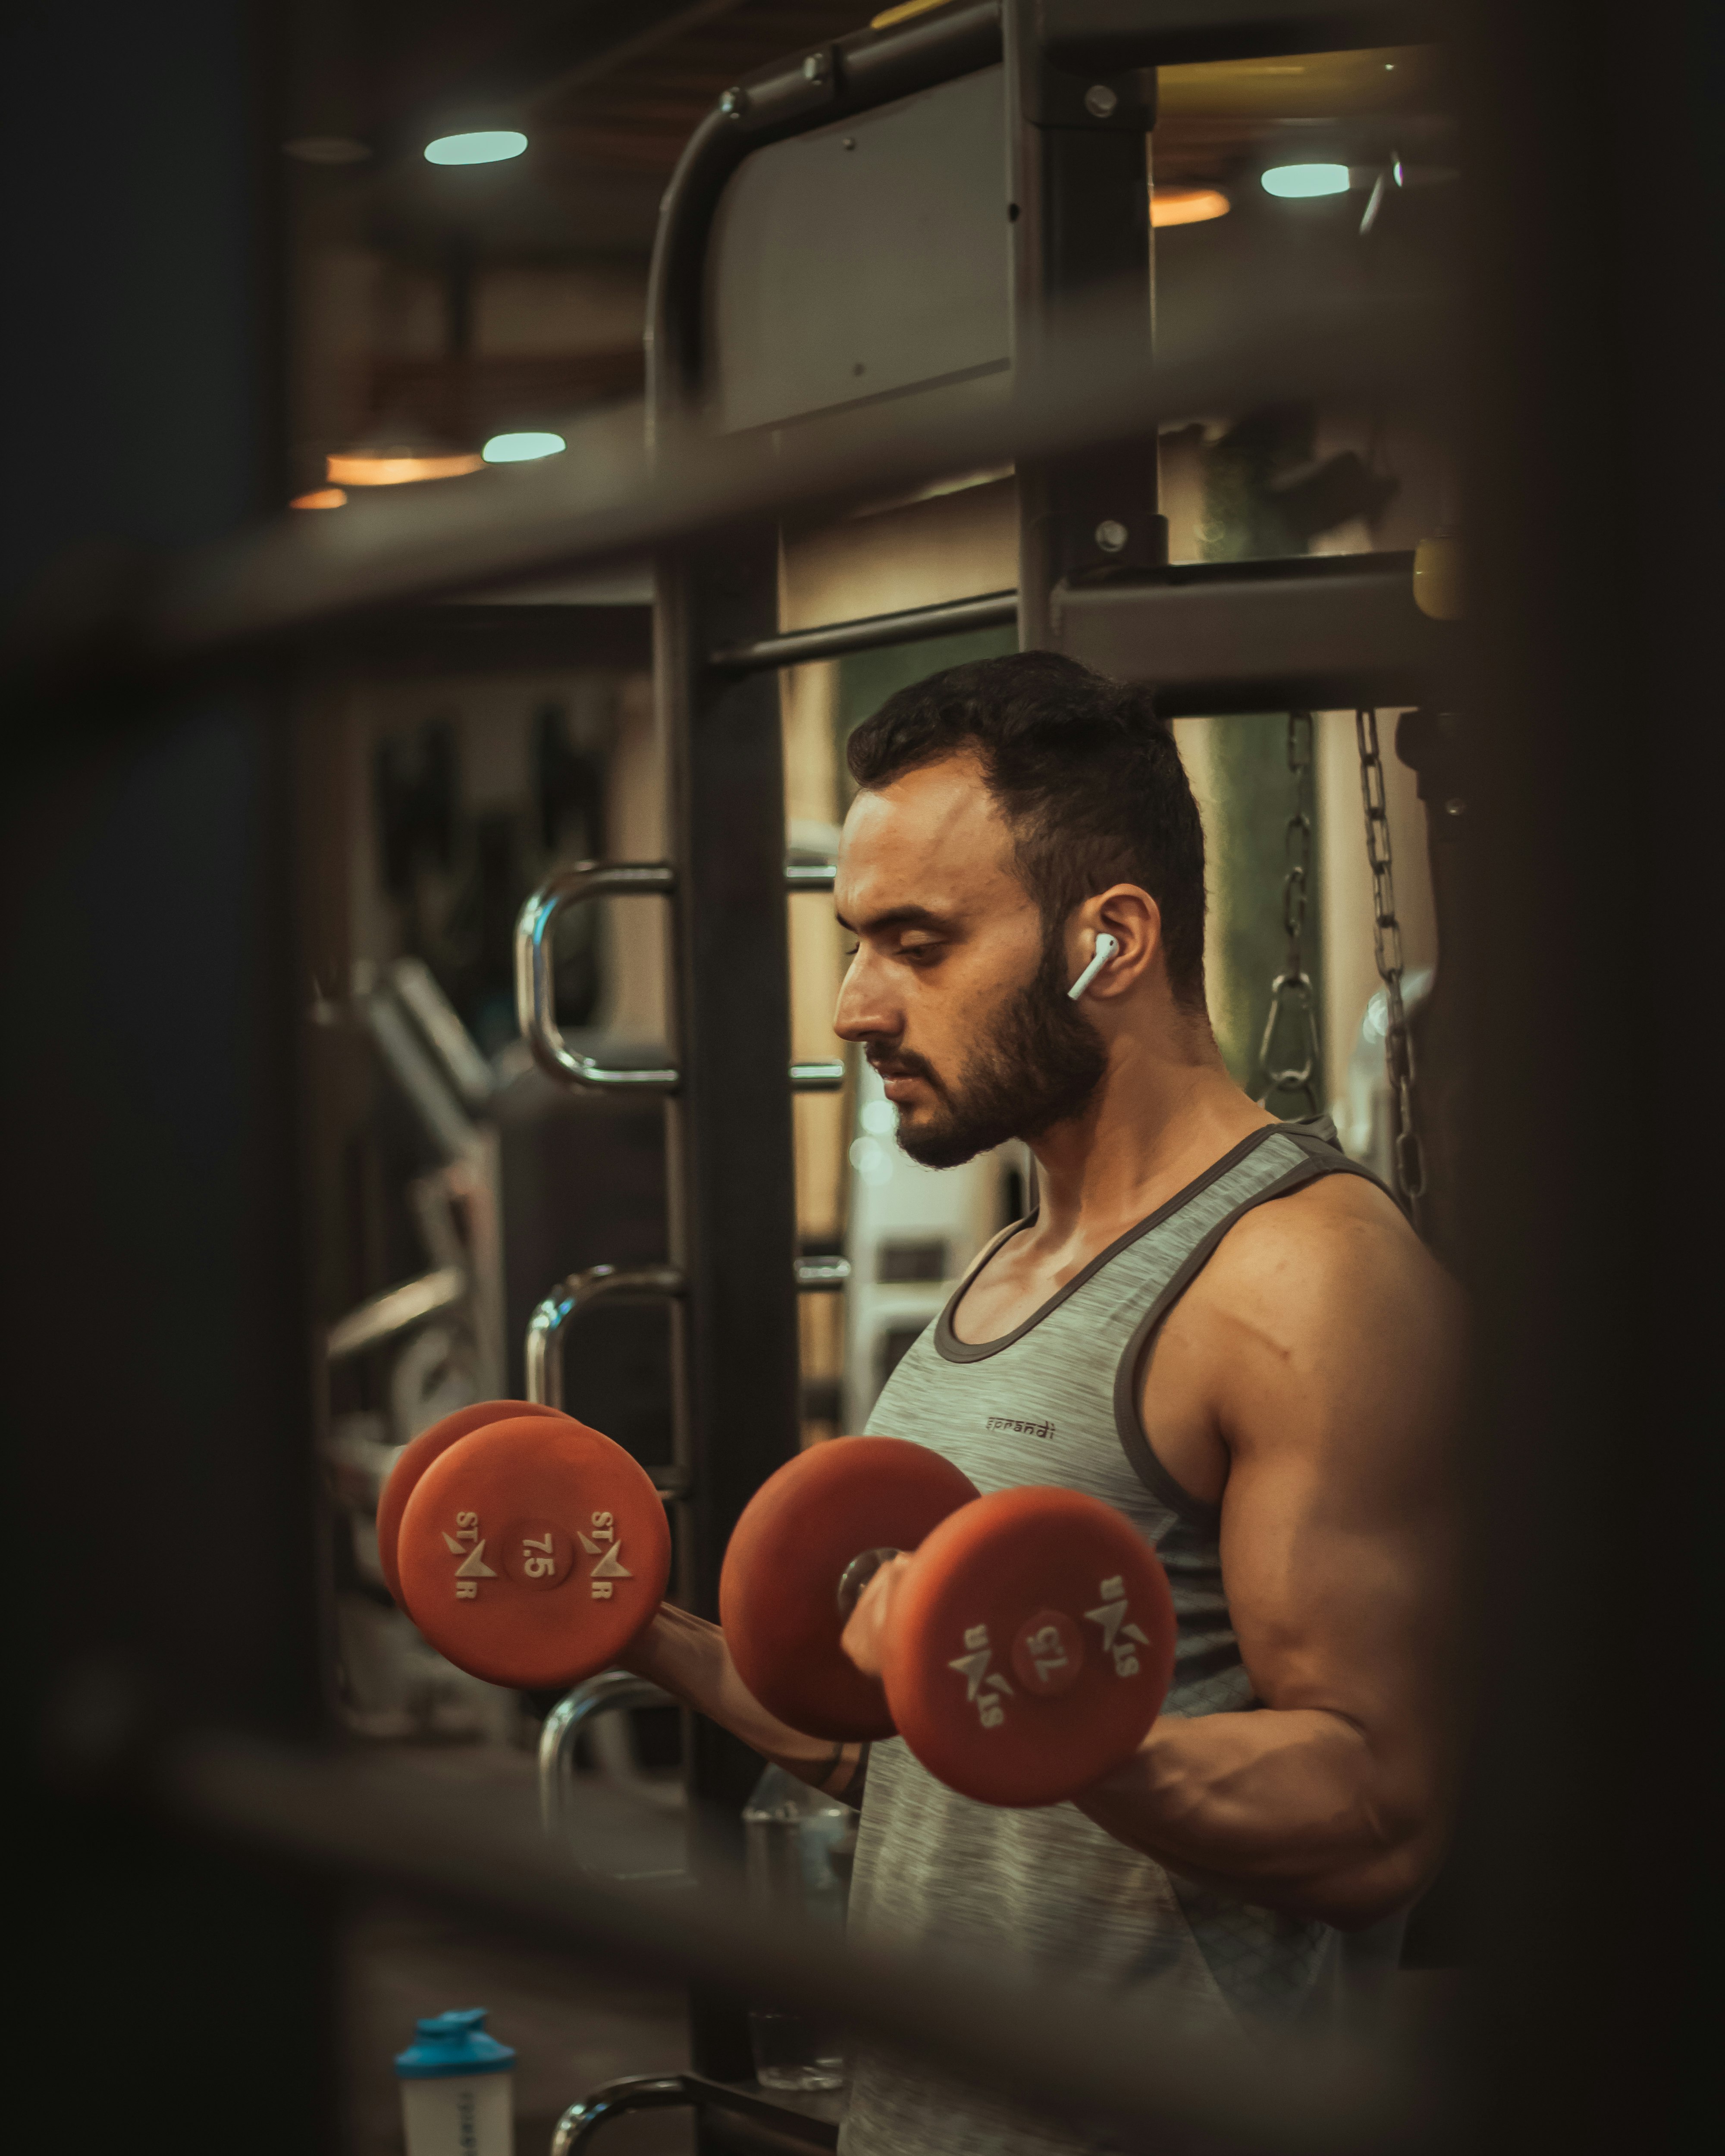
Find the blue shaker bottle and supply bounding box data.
[395,2009,516,2156]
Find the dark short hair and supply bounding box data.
[846,650,1208,1008]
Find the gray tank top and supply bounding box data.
[840,1118,1399,2156]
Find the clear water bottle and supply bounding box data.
[743,1764,852,2092]
[394,2009,514,2156]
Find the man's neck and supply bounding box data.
[1028,1030,1276,1257]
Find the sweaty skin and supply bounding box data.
[630,750,1462,1927]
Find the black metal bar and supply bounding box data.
[710,590,1019,673]
[159,1730,1423,2154]
[658,529,802,2090]
[2,288,1447,700]
[638,11,1029,2096]
[1010,0,1162,649]
[1053,552,1455,711]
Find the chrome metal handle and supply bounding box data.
[538,1671,684,1842]
[784,860,836,891]
[787,859,844,1087]
[526,1265,687,1409]
[552,2076,697,2156]
[515,859,847,1094]
[515,862,681,1093]
[526,1255,848,1412]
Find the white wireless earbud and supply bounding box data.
[1066,931,1120,1001]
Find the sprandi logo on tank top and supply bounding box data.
[986,1413,1055,1442]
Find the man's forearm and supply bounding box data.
[1076,1709,1434,1930]
[620,1604,867,1805]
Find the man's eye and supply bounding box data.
[900,943,943,966]
[843,944,859,959]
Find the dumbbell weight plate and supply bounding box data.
[883,1485,1175,1808]
[377,1399,572,1607]
[721,1437,980,1742]
[396,1415,671,1691]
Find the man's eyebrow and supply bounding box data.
[833,903,955,937]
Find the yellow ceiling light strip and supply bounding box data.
[326,451,485,486]
[871,0,955,30]
[1157,45,1442,118]
[1150,186,1229,227]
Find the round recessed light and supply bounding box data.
[481,431,567,464]
[424,130,527,166]
[1262,162,1351,199]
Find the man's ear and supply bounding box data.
[1067,886,1160,1000]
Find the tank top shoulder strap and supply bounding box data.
[1110,1116,1396,1526]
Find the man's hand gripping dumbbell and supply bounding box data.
[378,1401,1176,1808]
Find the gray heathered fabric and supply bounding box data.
[838,1122,1386,2156]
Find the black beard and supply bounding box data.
[875,932,1108,1170]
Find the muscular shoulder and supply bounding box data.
[1208,1172,1441,1322]
[1147,1172,1464,1465]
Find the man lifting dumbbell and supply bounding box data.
[381,650,1461,2156]
[628,652,1462,2154]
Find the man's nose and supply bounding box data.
[833,952,900,1045]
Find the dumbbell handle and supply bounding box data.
[835,1546,903,1619]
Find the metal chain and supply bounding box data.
[1355,708,1426,1211]
[1255,711,1320,1116]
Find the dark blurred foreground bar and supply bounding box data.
[163,1730,1432,2156]
[1,288,1445,696]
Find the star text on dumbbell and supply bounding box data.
[1085,1576,1150,1677]
[949,1623,1016,1730]
[442,1511,497,1599]
[577,1510,633,1601]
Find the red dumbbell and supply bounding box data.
[377,1400,672,1692]
[379,1410,1174,1807]
[721,1437,1176,1809]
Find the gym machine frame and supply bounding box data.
[507,0,1454,2122]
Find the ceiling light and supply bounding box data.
[291,487,348,510]
[326,451,485,486]
[1262,162,1351,199]
[424,130,527,166]
[1150,186,1230,228]
[481,431,566,464]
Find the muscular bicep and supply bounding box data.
[1090,1184,1465,1917]
[1197,1191,1462,1757]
